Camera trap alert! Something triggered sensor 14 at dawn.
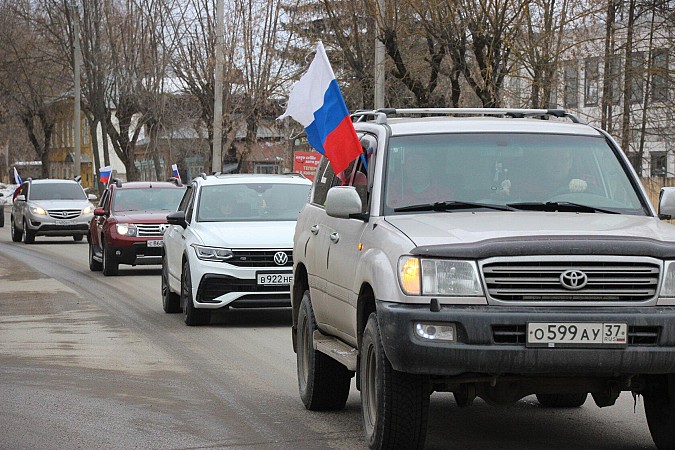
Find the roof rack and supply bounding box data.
[351,108,582,124]
[199,173,207,180]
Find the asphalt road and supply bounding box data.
[0,211,658,449]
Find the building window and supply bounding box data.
[609,54,622,105]
[564,63,578,108]
[584,57,599,106]
[650,151,667,177]
[253,163,279,174]
[629,52,645,104]
[652,49,669,103]
[82,119,89,145]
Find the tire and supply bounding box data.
[102,242,119,276]
[0,209,4,227]
[10,217,21,242]
[182,261,209,326]
[536,393,588,408]
[162,256,181,313]
[73,234,84,241]
[22,220,35,244]
[88,241,102,272]
[360,313,430,450]
[296,290,352,411]
[644,375,675,450]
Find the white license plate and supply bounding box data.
[257,273,293,285]
[147,240,164,248]
[55,219,76,225]
[527,322,627,347]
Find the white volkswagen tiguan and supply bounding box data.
[162,173,311,325]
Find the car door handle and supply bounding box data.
[310,224,319,235]
[330,232,339,243]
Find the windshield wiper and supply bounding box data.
[506,201,620,214]
[394,200,516,213]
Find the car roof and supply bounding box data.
[195,173,312,187]
[29,179,82,185]
[112,181,184,189]
[373,117,602,137]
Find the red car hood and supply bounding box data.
[114,211,172,223]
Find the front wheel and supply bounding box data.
[162,256,181,313]
[296,290,352,410]
[644,374,675,450]
[73,234,84,242]
[22,220,35,244]
[181,261,209,326]
[536,393,587,408]
[360,313,430,450]
[102,242,118,276]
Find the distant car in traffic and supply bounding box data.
[161,173,311,326]
[10,179,96,243]
[88,179,185,276]
[0,192,5,227]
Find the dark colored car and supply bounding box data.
[0,192,5,227]
[88,179,185,276]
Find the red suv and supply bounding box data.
[88,179,186,275]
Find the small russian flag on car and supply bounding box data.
[99,165,112,184]
[171,164,181,181]
[277,42,362,176]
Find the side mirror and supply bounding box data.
[658,187,675,220]
[94,207,106,217]
[16,194,25,202]
[167,210,187,228]
[325,186,365,220]
[88,194,98,201]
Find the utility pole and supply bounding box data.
[212,0,225,174]
[73,1,81,178]
[374,0,385,109]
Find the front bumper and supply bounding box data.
[108,242,163,265]
[28,221,89,236]
[377,302,675,376]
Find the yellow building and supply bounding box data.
[49,96,94,189]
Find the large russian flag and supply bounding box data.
[99,165,112,184]
[278,42,362,175]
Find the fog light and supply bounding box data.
[415,323,456,342]
[115,250,122,256]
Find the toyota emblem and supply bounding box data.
[274,252,289,266]
[560,270,588,290]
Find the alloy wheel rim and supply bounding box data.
[364,343,377,433]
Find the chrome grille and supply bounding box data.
[47,209,80,219]
[136,224,165,237]
[482,260,660,302]
[227,250,294,267]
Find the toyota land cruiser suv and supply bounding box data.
[88,179,185,276]
[292,108,675,449]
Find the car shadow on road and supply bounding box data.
[209,307,292,327]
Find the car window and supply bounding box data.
[383,133,645,215]
[29,183,86,201]
[197,183,310,222]
[112,188,184,212]
[184,188,196,223]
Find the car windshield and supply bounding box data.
[197,182,310,222]
[383,133,645,215]
[29,183,86,201]
[113,188,185,212]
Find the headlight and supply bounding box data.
[82,205,94,215]
[115,223,137,236]
[398,256,483,296]
[660,261,675,297]
[192,244,233,261]
[30,206,46,215]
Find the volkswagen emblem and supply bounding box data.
[560,270,588,290]
[273,251,289,266]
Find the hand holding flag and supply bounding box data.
[278,42,362,176]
